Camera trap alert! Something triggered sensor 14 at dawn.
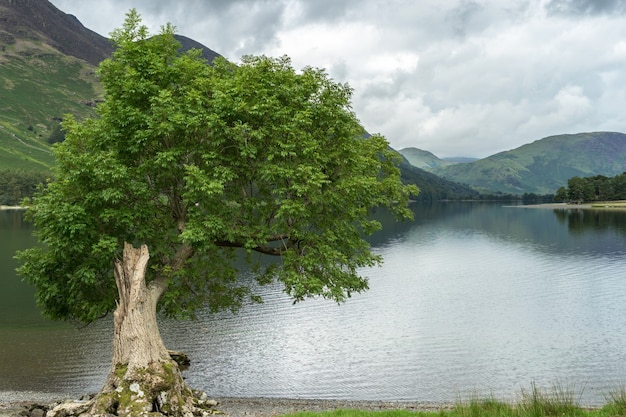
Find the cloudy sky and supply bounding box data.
[49,0,626,158]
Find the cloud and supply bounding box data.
[546,0,626,16]
[49,0,626,158]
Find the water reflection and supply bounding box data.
[370,202,626,258]
[553,207,626,234]
[2,205,626,405]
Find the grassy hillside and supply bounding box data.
[432,132,626,194]
[0,39,100,171]
[398,157,479,201]
[398,147,453,170]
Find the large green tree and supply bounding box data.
[17,11,415,417]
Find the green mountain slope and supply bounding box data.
[398,157,478,201]
[432,132,626,194]
[0,39,100,171]
[0,0,111,171]
[398,147,452,170]
[0,1,223,172]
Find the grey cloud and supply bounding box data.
[546,0,626,16]
[47,0,626,158]
[91,0,287,57]
[446,0,486,38]
[291,0,358,23]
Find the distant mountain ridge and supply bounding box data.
[398,148,451,170]
[398,147,478,170]
[430,132,626,194]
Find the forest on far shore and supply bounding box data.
[554,172,626,203]
[0,169,48,206]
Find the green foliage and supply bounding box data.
[0,169,48,205]
[516,382,584,417]
[283,411,436,417]
[553,172,626,203]
[17,10,415,324]
[602,386,626,416]
[276,384,626,417]
[46,123,66,144]
[454,397,514,417]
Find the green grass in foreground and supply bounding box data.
[283,411,433,417]
[281,384,626,417]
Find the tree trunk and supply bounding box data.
[48,243,217,417]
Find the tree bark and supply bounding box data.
[111,242,169,370]
[48,243,217,416]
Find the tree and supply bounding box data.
[566,176,594,203]
[46,122,66,144]
[611,172,626,200]
[554,186,568,203]
[17,11,416,417]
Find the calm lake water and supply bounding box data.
[1,203,626,405]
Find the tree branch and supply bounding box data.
[214,235,292,256]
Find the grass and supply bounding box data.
[282,411,438,417]
[0,39,99,171]
[589,201,626,208]
[279,384,626,417]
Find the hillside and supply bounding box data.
[398,157,478,201]
[0,0,112,171]
[432,132,626,194]
[0,0,114,65]
[0,37,101,171]
[399,147,477,170]
[398,147,452,170]
[0,1,222,172]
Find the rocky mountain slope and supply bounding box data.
[0,0,113,65]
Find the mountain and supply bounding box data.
[0,0,104,171]
[174,35,221,64]
[398,147,479,170]
[443,156,478,164]
[0,0,222,172]
[432,132,626,194]
[0,0,113,65]
[398,147,451,170]
[398,157,479,201]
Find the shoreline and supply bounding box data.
[0,395,453,417]
[506,201,626,210]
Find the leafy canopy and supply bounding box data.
[17,10,416,324]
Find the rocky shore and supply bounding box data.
[0,396,452,417]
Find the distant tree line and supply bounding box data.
[471,193,554,204]
[0,169,48,206]
[554,173,626,203]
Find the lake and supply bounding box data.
[1,203,626,406]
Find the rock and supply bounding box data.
[46,401,89,417]
[168,350,191,369]
[29,408,45,417]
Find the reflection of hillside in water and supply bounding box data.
[368,202,626,258]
